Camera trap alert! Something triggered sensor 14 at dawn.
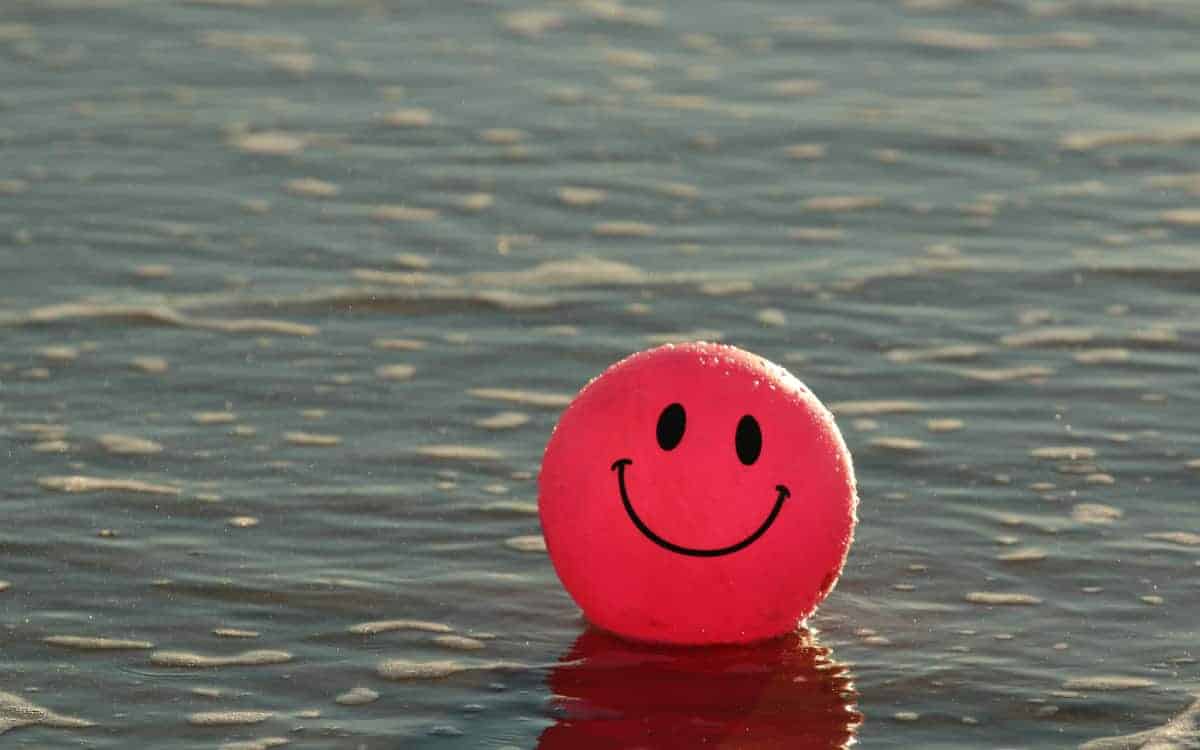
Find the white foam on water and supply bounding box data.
[0,691,93,736]
[151,650,292,667]
[965,592,1042,605]
[349,619,453,635]
[44,636,154,650]
[335,687,379,706]
[188,710,274,726]
[417,445,504,461]
[504,535,546,553]
[1078,696,1200,750]
[39,476,180,496]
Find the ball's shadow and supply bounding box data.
[539,626,862,749]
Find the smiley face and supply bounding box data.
[610,402,790,557]
[539,342,857,645]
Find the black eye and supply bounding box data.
[735,415,761,465]
[656,403,686,451]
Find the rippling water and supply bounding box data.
[2,0,1199,747]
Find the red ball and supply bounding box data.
[538,342,857,644]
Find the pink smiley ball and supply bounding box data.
[538,342,858,645]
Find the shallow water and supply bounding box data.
[2,0,1199,747]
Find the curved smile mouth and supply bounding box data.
[611,458,789,558]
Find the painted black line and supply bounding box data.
[611,458,788,558]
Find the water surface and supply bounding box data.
[2,0,1199,747]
